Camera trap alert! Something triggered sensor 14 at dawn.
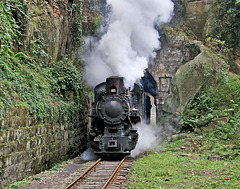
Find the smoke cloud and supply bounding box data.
[84,0,174,86]
[81,147,98,161]
[131,122,179,157]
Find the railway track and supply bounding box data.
[65,156,133,189]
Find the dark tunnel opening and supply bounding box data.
[141,70,158,98]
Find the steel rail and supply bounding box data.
[65,158,102,189]
[102,156,126,189]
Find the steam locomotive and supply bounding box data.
[89,76,150,156]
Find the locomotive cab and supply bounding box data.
[89,76,140,156]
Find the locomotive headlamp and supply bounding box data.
[111,88,116,93]
[110,86,117,94]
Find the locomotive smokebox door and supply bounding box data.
[97,95,129,125]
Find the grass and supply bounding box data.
[127,74,240,188]
[127,136,240,189]
[8,180,30,189]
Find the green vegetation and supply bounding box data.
[0,0,28,49]
[128,73,240,188]
[71,0,83,45]
[181,73,240,161]
[0,0,86,127]
[0,48,85,120]
[9,179,30,189]
[70,0,103,46]
[209,0,240,50]
[183,74,240,131]
[205,37,231,55]
[82,0,103,36]
[128,140,240,188]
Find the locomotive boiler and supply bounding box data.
[89,76,146,156]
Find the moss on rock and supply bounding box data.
[163,44,228,114]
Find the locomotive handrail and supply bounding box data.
[128,116,133,129]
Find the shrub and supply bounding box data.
[209,0,240,50]
[183,74,240,130]
[0,0,86,128]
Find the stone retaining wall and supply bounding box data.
[0,106,88,188]
[148,31,200,120]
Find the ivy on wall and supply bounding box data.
[81,0,102,36]
[0,0,28,50]
[0,0,86,128]
[71,0,83,44]
[69,0,102,48]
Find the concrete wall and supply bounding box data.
[0,105,88,187]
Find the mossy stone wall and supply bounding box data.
[0,105,88,187]
[163,46,227,115]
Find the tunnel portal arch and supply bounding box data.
[141,70,158,124]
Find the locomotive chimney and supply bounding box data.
[106,76,124,95]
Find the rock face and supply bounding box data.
[0,1,89,187]
[148,0,237,124]
[182,0,214,39]
[24,0,75,61]
[148,29,200,120]
[163,45,227,114]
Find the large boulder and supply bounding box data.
[163,44,228,114]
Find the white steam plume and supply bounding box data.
[131,122,178,157]
[81,147,98,161]
[85,0,174,86]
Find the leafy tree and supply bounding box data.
[210,0,240,50]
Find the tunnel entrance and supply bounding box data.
[141,70,158,125]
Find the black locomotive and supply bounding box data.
[89,76,148,156]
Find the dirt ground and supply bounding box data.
[19,157,93,189]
